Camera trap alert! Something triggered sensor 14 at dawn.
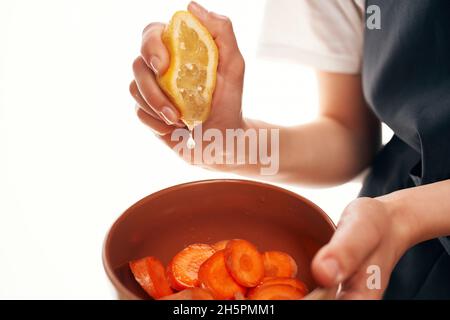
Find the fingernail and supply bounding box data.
[189,1,207,16]
[321,258,343,284]
[210,11,228,20]
[174,120,186,128]
[160,106,179,125]
[149,56,161,75]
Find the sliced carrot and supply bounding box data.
[249,284,305,300]
[166,243,216,290]
[234,292,246,300]
[198,250,246,300]
[224,239,265,287]
[263,251,298,278]
[159,288,214,300]
[259,277,308,296]
[212,240,229,251]
[129,256,173,299]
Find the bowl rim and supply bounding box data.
[102,178,336,299]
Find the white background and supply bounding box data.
[0,0,391,299]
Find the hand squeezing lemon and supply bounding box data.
[131,2,245,150]
[158,11,219,130]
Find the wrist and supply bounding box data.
[376,192,419,254]
[240,117,253,131]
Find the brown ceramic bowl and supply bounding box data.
[102,179,335,300]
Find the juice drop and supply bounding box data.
[187,130,195,150]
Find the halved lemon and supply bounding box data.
[158,11,219,130]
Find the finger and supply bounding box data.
[303,287,338,300]
[188,2,238,52]
[312,198,386,287]
[188,1,245,78]
[130,80,184,128]
[132,56,181,125]
[141,22,169,75]
[129,80,161,119]
[338,251,391,300]
[135,105,174,136]
[338,234,399,300]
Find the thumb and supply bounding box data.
[188,1,244,78]
[311,199,385,288]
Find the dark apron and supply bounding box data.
[361,0,450,299]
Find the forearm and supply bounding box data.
[267,117,376,185]
[218,116,377,186]
[219,72,380,185]
[378,180,450,248]
[196,72,379,186]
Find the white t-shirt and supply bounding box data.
[258,0,365,74]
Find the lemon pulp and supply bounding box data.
[158,11,218,130]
